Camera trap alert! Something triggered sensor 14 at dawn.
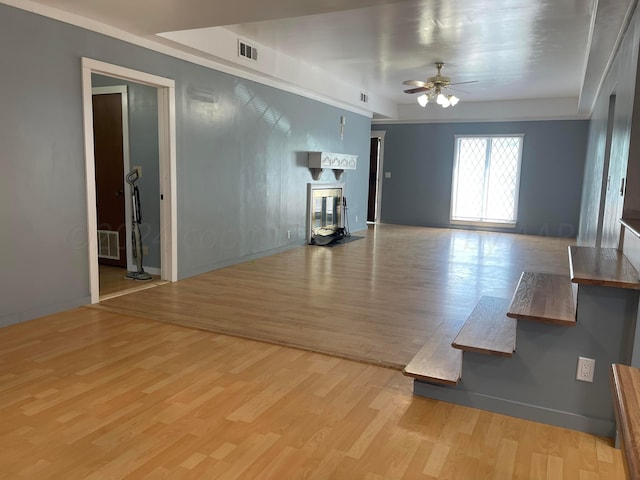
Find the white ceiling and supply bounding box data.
[229,1,594,105]
[18,0,637,118]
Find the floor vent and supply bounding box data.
[98,230,120,260]
[238,40,258,61]
[360,91,369,103]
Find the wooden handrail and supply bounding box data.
[611,364,640,479]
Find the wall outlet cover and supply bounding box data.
[576,356,595,382]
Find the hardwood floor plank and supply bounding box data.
[97,225,573,370]
[0,226,625,478]
[0,308,625,477]
[99,264,164,300]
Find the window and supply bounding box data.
[450,135,523,227]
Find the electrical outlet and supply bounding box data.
[287,230,291,239]
[576,357,595,382]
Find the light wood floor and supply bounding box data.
[98,224,573,369]
[0,307,624,478]
[99,264,164,301]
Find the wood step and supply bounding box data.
[452,296,516,357]
[507,272,576,326]
[404,328,462,386]
[568,246,640,290]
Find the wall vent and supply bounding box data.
[238,40,258,61]
[360,91,369,103]
[97,230,120,260]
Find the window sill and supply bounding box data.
[450,219,517,229]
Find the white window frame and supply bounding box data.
[450,134,524,228]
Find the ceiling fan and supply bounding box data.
[403,62,477,108]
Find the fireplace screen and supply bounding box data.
[307,184,344,242]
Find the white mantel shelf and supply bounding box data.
[308,152,357,180]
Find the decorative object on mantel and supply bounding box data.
[308,152,357,180]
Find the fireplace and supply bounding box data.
[307,183,344,243]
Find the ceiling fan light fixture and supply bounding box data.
[404,62,473,109]
[437,93,450,107]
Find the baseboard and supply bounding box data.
[1,295,92,328]
[413,380,615,438]
[142,266,161,275]
[0,312,21,328]
[179,240,308,280]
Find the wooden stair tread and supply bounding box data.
[507,272,577,326]
[568,246,640,290]
[403,340,462,386]
[610,364,640,479]
[452,296,516,357]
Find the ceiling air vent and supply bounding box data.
[360,91,369,103]
[238,40,258,61]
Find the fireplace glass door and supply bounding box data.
[307,184,344,242]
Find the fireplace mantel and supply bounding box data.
[308,152,357,180]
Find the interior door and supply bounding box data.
[367,137,380,222]
[93,93,127,267]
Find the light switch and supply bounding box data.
[384,172,391,179]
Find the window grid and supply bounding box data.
[451,135,523,226]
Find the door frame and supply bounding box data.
[82,58,178,303]
[91,85,134,271]
[370,130,386,222]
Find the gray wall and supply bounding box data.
[374,121,588,237]
[0,3,370,326]
[177,77,370,278]
[92,74,161,269]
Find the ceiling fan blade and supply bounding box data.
[404,86,430,94]
[403,80,427,87]
[448,86,471,94]
[449,80,478,86]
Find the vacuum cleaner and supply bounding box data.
[125,168,152,281]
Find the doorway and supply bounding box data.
[82,58,178,304]
[92,83,165,299]
[368,131,386,223]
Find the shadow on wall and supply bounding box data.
[296,152,308,168]
[524,223,577,238]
